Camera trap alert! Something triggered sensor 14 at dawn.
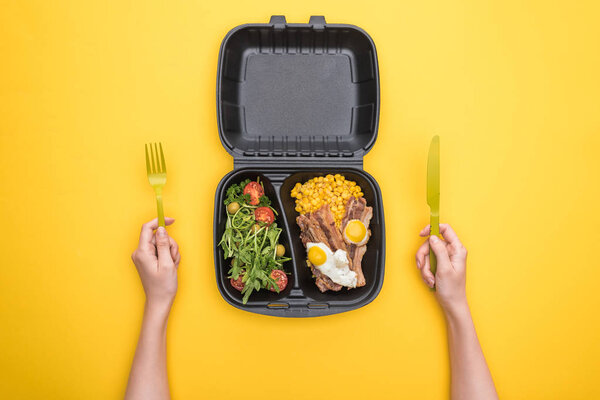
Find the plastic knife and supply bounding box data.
[427,135,440,289]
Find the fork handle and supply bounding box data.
[156,192,165,227]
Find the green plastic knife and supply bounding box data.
[427,135,440,289]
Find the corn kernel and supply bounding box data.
[292,175,363,225]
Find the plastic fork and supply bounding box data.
[145,143,167,227]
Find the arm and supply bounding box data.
[125,218,181,400]
[416,224,498,400]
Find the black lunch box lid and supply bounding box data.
[217,15,380,169]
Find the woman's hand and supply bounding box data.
[415,224,468,313]
[131,218,181,311]
[416,224,499,399]
[126,218,181,400]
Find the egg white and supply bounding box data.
[306,242,357,288]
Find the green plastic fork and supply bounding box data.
[145,143,167,227]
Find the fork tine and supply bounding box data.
[150,143,156,173]
[159,143,166,173]
[153,143,160,173]
[145,144,151,175]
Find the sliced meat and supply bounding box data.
[297,214,329,246]
[297,205,350,292]
[349,245,367,286]
[312,205,348,252]
[341,197,373,287]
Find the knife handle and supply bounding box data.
[429,214,439,291]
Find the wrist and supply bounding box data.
[144,299,172,320]
[441,297,470,322]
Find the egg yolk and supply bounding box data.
[308,246,327,266]
[345,220,367,243]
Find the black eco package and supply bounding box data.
[213,16,385,317]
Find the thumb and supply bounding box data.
[429,235,452,272]
[156,227,174,265]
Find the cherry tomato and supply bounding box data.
[268,269,288,292]
[243,181,264,205]
[230,274,245,291]
[254,207,275,225]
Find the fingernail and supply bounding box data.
[157,226,166,236]
[430,235,439,243]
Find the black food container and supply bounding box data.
[213,16,385,317]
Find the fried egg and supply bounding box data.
[306,242,357,288]
[343,219,369,246]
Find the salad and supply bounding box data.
[218,178,290,303]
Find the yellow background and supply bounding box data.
[1,0,599,398]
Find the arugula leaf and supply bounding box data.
[257,195,271,207]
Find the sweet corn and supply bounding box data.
[290,175,364,226]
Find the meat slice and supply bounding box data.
[349,245,367,286]
[297,214,329,247]
[341,197,373,287]
[313,204,348,252]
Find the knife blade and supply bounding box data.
[427,135,440,289]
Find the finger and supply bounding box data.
[169,237,180,265]
[156,227,175,266]
[419,253,435,288]
[438,224,463,249]
[429,235,453,273]
[139,217,175,247]
[415,240,430,269]
[416,239,435,287]
[419,225,431,237]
